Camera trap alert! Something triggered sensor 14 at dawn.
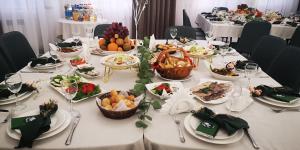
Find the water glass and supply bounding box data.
[5,73,24,110]
[169,27,177,43]
[85,25,94,39]
[71,25,81,40]
[228,84,242,112]
[205,32,214,44]
[245,63,259,87]
[61,79,78,115]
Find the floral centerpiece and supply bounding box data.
[98,22,135,51]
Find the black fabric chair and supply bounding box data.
[290,26,300,48]
[235,21,271,57]
[94,24,111,38]
[0,49,14,82]
[250,35,286,72]
[183,9,192,27]
[268,46,300,91]
[0,31,36,71]
[164,26,196,40]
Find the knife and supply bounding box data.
[20,70,54,73]
[65,113,81,145]
[244,129,260,149]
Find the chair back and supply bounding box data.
[237,21,271,55]
[0,31,36,71]
[290,26,300,48]
[268,46,300,91]
[250,35,286,72]
[164,26,196,39]
[212,7,229,12]
[94,24,111,38]
[0,48,14,82]
[183,9,192,27]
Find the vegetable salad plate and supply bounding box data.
[49,75,102,103]
[184,114,244,144]
[145,82,183,100]
[7,109,71,140]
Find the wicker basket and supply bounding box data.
[154,48,194,80]
[96,91,138,119]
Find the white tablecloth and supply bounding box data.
[1,40,300,150]
[195,14,297,39]
[0,49,144,150]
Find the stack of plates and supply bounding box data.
[0,92,34,106]
[7,109,71,140]
[184,114,244,144]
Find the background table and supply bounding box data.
[195,14,297,39]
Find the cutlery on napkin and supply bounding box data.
[30,57,61,68]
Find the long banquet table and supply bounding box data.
[195,14,297,39]
[1,40,300,150]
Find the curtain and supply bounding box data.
[0,0,61,56]
[133,0,176,39]
[175,0,300,27]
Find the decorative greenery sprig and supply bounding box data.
[132,37,161,129]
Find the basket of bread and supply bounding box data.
[153,48,194,80]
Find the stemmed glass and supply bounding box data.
[245,63,259,87]
[169,27,177,44]
[71,25,81,45]
[49,47,60,73]
[205,32,214,45]
[219,43,230,63]
[61,79,78,115]
[5,73,24,110]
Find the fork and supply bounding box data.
[173,115,185,143]
[65,112,81,145]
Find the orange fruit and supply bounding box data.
[117,47,123,51]
[110,38,116,43]
[98,38,105,46]
[116,38,124,46]
[107,43,118,51]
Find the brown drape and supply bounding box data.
[132,0,176,39]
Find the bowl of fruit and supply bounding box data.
[96,90,142,119]
[153,48,195,80]
[98,22,135,55]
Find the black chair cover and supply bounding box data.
[290,26,300,48]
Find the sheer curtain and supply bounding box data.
[175,0,299,26]
[0,0,61,56]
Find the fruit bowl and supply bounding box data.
[96,90,141,119]
[153,48,194,80]
[98,22,135,55]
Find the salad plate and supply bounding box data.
[145,82,183,100]
[101,54,139,69]
[49,75,102,103]
[184,45,214,59]
[75,64,101,79]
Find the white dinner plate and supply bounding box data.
[0,92,28,102]
[14,109,66,135]
[99,48,135,56]
[191,79,233,104]
[28,61,63,70]
[0,91,35,106]
[7,109,71,141]
[145,82,183,100]
[184,114,244,144]
[101,54,140,69]
[254,96,300,108]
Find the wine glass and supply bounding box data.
[169,27,177,44]
[61,79,78,116]
[205,32,214,45]
[49,47,60,73]
[5,73,24,111]
[245,63,259,87]
[71,25,81,44]
[219,43,230,63]
[228,84,242,112]
[85,25,94,39]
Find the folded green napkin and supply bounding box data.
[0,84,36,100]
[12,100,58,148]
[30,57,61,67]
[253,85,300,103]
[57,41,82,47]
[192,107,249,136]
